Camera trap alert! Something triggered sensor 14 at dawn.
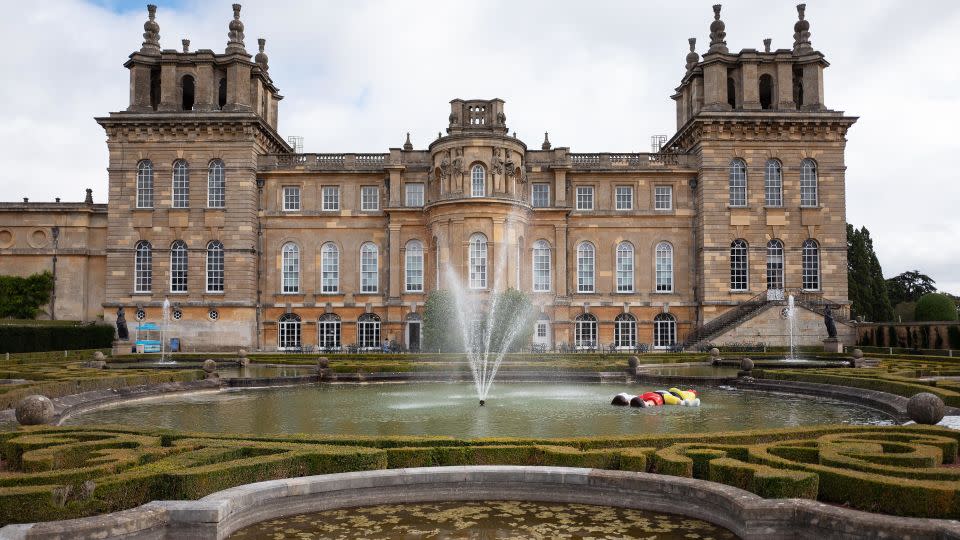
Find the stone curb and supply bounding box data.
[3,466,960,539]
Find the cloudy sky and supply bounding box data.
[1,0,958,293]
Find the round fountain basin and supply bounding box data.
[61,382,893,438]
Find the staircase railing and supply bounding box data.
[682,292,769,349]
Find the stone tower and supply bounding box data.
[96,4,289,349]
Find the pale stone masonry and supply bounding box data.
[0,4,856,351]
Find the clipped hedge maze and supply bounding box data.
[3,424,960,525]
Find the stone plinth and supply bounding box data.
[822,338,842,353]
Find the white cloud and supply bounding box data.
[1,0,958,293]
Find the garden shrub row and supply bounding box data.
[0,325,114,354]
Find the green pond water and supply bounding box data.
[642,365,741,377]
[62,382,893,438]
[228,501,740,539]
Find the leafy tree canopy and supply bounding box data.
[887,270,937,306]
[0,271,54,319]
[915,293,959,322]
[846,224,893,321]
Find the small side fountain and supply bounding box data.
[159,297,173,364]
[784,294,798,360]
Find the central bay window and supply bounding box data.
[655,185,673,210]
[576,186,594,210]
[532,183,550,207]
[405,240,424,292]
[655,242,673,292]
[357,313,381,349]
[277,313,301,350]
[614,313,637,349]
[469,233,487,289]
[361,185,379,211]
[576,242,595,293]
[136,160,154,208]
[318,313,341,350]
[802,239,820,290]
[653,313,677,349]
[134,240,152,293]
[729,158,747,207]
[172,160,189,208]
[471,165,486,197]
[360,243,379,293]
[322,186,339,211]
[282,186,300,211]
[615,186,633,210]
[574,313,598,349]
[800,159,819,207]
[321,242,339,293]
[766,239,784,290]
[532,240,551,292]
[405,183,424,207]
[730,239,748,291]
[170,240,188,292]
[206,240,225,293]
[764,159,782,207]
[616,242,634,292]
[281,242,300,293]
[207,159,225,208]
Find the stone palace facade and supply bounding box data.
[0,4,857,352]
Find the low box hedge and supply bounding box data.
[0,325,115,354]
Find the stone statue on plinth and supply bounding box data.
[824,306,837,339]
[116,307,129,340]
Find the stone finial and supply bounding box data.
[685,37,699,71]
[85,188,93,204]
[403,132,413,151]
[140,4,161,55]
[226,4,246,54]
[15,395,54,425]
[763,38,772,53]
[541,132,551,150]
[793,3,812,53]
[255,38,269,70]
[708,4,728,54]
[182,39,190,53]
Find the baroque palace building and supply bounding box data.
[0,4,857,352]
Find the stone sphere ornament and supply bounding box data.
[907,392,945,425]
[202,359,217,373]
[628,356,640,369]
[16,395,55,425]
[852,349,864,359]
[317,357,330,369]
[739,358,754,372]
[93,351,106,361]
[710,348,720,358]
[237,349,248,358]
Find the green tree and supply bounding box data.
[915,293,959,322]
[0,271,54,319]
[487,288,535,353]
[846,224,893,321]
[422,289,461,352]
[886,270,937,305]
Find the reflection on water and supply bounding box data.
[63,382,893,438]
[228,501,740,540]
[643,365,741,377]
[216,365,316,378]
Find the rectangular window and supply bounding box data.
[405,183,424,207]
[282,186,300,211]
[532,183,550,208]
[322,186,339,211]
[361,186,379,211]
[318,321,341,350]
[576,186,594,210]
[655,186,673,210]
[357,321,381,349]
[615,186,633,210]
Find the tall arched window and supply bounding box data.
[802,239,820,291]
[759,74,774,109]
[170,240,187,293]
[181,75,195,111]
[574,313,597,349]
[614,313,637,349]
[172,160,189,208]
[532,240,551,292]
[206,240,224,293]
[764,159,782,207]
[616,242,634,293]
[318,313,341,350]
[766,239,784,291]
[357,313,381,349]
[321,243,339,293]
[730,239,748,291]
[207,159,225,208]
[800,159,818,207]
[576,242,595,293]
[135,241,152,293]
[655,242,673,292]
[653,313,677,349]
[471,164,486,197]
[136,160,154,209]
[278,313,301,350]
[469,233,487,289]
[729,159,747,207]
[281,242,299,293]
[360,243,379,293]
[405,240,424,292]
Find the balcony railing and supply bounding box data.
[260,153,389,171]
[568,152,695,169]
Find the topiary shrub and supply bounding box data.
[915,294,959,322]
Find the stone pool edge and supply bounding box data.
[3,465,960,540]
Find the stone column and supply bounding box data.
[158,62,178,111]
[741,63,760,110]
[194,60,215,111]
[553,169,567,206]
[492,218,505,291]
[801,63,824,110]
[128,64,153,111]
[388,224,401,299]
[387,166,403,207]
[702,61,727,111]
[555,223,568,297]
[777,62,796,110]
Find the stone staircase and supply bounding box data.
[681,292,769,350]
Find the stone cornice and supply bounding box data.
[666,112,858,151]
[95,112,291,154]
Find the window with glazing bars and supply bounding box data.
[655,242,673,292]
[532,240,551,292]
[577,242,594,293]
[576,186,593,210]
[318,315,341,349]
[361,186,379,211]
[206,241,224,292]
[136,161,153,208]
[135,241,152,292]
[766,240,784,290]
[730,239,748,291]
[207,160,225,208]
[283,186,300,211]
[764,160,782,206]
[616,242,634,292]
[360,243,378,293]
[614,314,637,348]
[357,314,380,349]
[170,240,187,292]
[729,159,747,207]
[321,243,339,293]
[282,243,299,293]
[532,183,550,207]
[575,314,597,348]
[405,241,424,292]
[655,186,672,210]
[172,160,189,208]
[322,186,339,211]
[800,159,818,207]
[405,183,424,207]
[469,234,487,289]
[471,165,485,197]
[654,314,676,348]
[802,239,820,290]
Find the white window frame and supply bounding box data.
[281,242,300,294]
[278,314,302,350]
[615,186,633,210]
[322,186,339,211]
[730,239,748,292]
[357,314,381,349]
[361,185,379,211]
[616,242,634,293]
[574,314,598,349]
[532,240,551,292]
[321,242,339,293]
[655,242,673,293]
[469,233,488,289]
[802,239,820,291]
[576,186,594,210]
[766,239,785,291]
[532,183,550,208]
[471,165,486,197]
[172,160,189,209]
[577,242,595,293]
[169,240,188,293]
[134,241,152,293]
[360,243,379,293]
[136,161,153,209]
[405,240,424,292]
[614,313,637,349]
[653,313,677,349]
[405,183,424,207]
[800,159,819,207]
[207,159,225,208]
[654,185,672,211]
[729,159,747,207]
[318,314,341,350]
[764,159,783,207]
[282,186,301,212]
[205,240,225,293]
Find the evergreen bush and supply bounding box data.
[915,294,959,322]
[0,324,114,353]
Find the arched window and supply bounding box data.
[206,240,224,293]
[728,159,746,207]
[136,160,154,208]
[181,75,195,111]
[653,313,677,349]
[278,313,301,350]
[614,313,637,349]
[217,78,227,110]
[532,240,551,292]
[759,74,774,109]
[655,242,673,293]
[318,313,341,351]
[360,243,379,293]
[172,160,189,208]
[616,242,634,293]
[207,159,225,208]
[281,242,299,293]
[764,159,782,207]
[468,233,488,289]
[726,77,737,109]
[405,240,424,292]
[802,239,820,291]
[321,243,339,293]
[357,313,381,349]
[730,239,748,291]
[134,241,152,293]
[170,240,187,293]
[766,240,784,291]
[471,164,486,197]
[576,242,595,293]
[574,313,597,349]
[800,159,818,207]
